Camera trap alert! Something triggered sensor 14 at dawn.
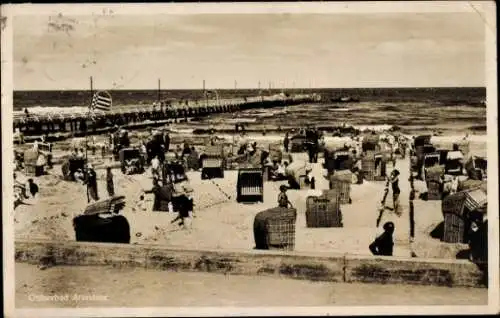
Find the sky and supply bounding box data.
[13,12,486,90]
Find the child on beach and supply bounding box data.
[278,185,293,209]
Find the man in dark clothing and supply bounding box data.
[163,132,170,152]
[469,218,488,263]
[369,222,395,256]
[106,167,115,197]
[145,179,172,211]
[283,132,290,153]
[85,165,99,202]
[182,143,192,158]
[409,173,416,242]
[170,193,194,229]
[28,178,39,197]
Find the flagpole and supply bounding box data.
[85,76,93,203]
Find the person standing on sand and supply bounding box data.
[28,178,39,198]
[151,156,160,180]
[175,144,183,159]
[85,164,99,202]
[409,173,416,243]
[106,166,115,197]
[278,185,293,209]
[388,169,401,215]
[369,221,395,256]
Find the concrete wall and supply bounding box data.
[14,240,486,288]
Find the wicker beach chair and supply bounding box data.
[237,167,264,203]
[306,195,342,228]
[253,207,297,250]
[328,170,352,204]
[201,144,225,179]
[442,189,487,243]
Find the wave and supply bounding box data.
[328,108,350,112]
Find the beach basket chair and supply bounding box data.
[426,181,442,201]
[290,135,306,153]
[74,204,130,244]
[23,149,39,176]
[119,147,145,175]
[61,157,87,181]
[83,196,126,216]
[442,191,468,243]
[414,135,432,148]
[361,153,376,181]
[441,189,487,243]
[162,162,188,184]
[253,207,297,250]
[38,142,52,153]
[306,195,342,228]
[186,151,200,171]
[457,179,487,193]
[201,144,225,179]
[465,156,487,181]
[236,167,264,203]
[425,165,445,200]
[328,170,352,204]
[361,135,379,152]
[268,143,283,163]
[436,149,449,165]
[423,152,440,169]
[282,152,293,164]
[285,160,311,189]
[324,150,353,176]
[425,165,445,183]
[416,144,436,159]
[444,151,464,176]
[361,151,386,181]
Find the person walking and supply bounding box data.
[106,166,115,197]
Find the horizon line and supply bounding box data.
[13,86,487,92]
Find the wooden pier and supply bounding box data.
[13,94,320,137]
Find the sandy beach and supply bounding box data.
[13,130,486,260]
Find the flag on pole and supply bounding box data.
[90,91,112,112]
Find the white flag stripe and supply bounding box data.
[90,91,112,112]
[97,96,112,102]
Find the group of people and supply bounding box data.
[14,172,39,204]
[70,162,115,203]
[276,168,395,256]
[141,173,194,230]
[282,127,325,164]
